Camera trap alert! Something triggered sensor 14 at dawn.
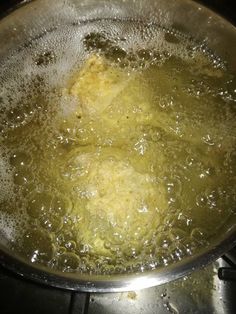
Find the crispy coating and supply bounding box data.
[70,54,134,115]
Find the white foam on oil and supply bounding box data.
[0,152,29,246]
[0,152,14,203]
[0,210,28,243]
[0,19,199,121]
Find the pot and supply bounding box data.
[0,0,235,292]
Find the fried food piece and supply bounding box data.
[69,54,134,116]
[71,152,166,257]
[61,54,158,147]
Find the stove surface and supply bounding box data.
[1,254,236,314]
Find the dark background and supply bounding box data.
[0,0,236,24]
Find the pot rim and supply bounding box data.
[0,228,236,292]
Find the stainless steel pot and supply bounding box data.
[0,0,236,292]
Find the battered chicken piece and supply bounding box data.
[71,152,166,257]
[69,54,135,116]
[62,54,159,147]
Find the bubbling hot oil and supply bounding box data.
[0,19,236,275]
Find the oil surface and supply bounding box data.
[0,19,235,274]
